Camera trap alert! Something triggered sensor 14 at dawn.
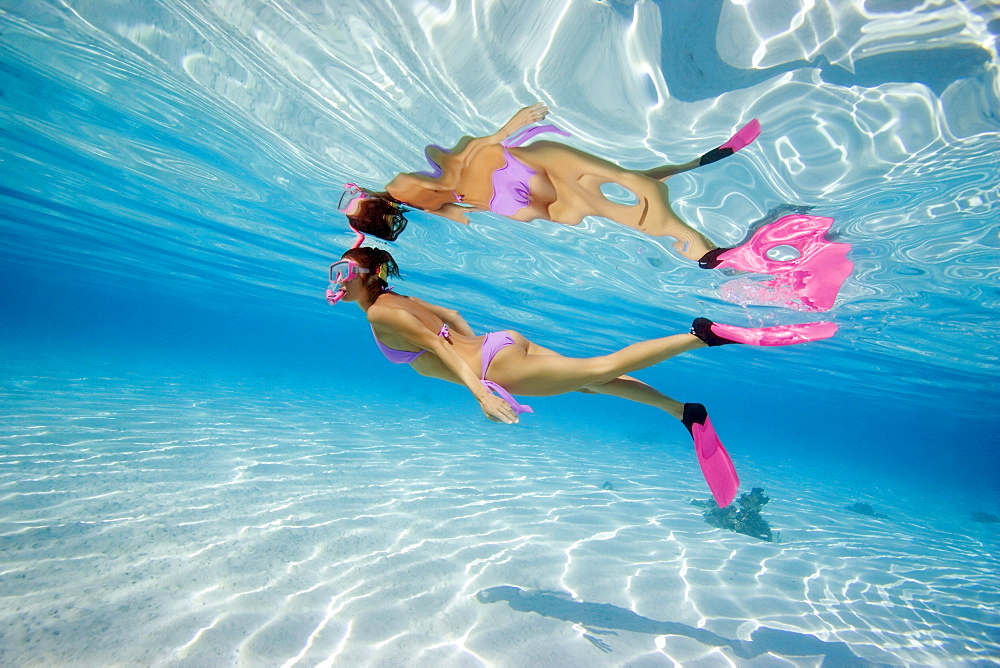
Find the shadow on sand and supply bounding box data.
[477,585,880,665]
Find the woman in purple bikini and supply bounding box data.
[330,244,834,507]
[342,103,760,264]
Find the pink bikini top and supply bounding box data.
[372,324,450,364]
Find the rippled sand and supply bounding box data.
[1,366,997,666]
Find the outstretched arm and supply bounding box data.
[409,103,551,189]
[451,103,550,158]
[492,102,551,143]
[368,306,517,423]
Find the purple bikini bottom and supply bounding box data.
[480,332,533,416]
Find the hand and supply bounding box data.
[433,203,471,224]
[480,393,519,424]
[501,102,550,136]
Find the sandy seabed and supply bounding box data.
[1,366,997,667]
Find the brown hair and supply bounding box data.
[346,190,410,241]
[342,246,401,301]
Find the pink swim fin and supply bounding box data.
[699,213,853,312]
[692,317,837,347]
[700,119,761,166]
[721,119,761,152]
[683,403,739,507]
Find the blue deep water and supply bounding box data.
[1,1,999,665]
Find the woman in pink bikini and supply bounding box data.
[342,103,760,265]
[330,244,835,507]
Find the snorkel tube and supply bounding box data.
[326,227,367,305]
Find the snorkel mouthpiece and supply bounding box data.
[326,286,347,305]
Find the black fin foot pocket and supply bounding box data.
[699,146,734,166]
[698,247,730,269]
[682,402,708,435]
[691,318,740,347]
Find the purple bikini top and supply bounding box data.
[373,324,450,364]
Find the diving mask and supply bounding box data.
[329,259,369,284]
[325,259,369,305]
[338,182,367,213]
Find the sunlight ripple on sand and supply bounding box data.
[1,368,998,665]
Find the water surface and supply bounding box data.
[1,0,998,665]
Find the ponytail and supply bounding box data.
[342,246,400,299]
[345,191,410,241]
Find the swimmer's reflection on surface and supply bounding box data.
[476,585,881,666]
[340,104,851,312]
[343,103,759,264]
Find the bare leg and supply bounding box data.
[639,158,701,181]
[641,119,761,181]
[513,143,717,260]
[490,332,706,397]
[504,331,686,415]
[584,374,685,419]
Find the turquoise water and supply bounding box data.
[2,1,999,665]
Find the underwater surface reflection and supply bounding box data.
[1,0,999,665]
